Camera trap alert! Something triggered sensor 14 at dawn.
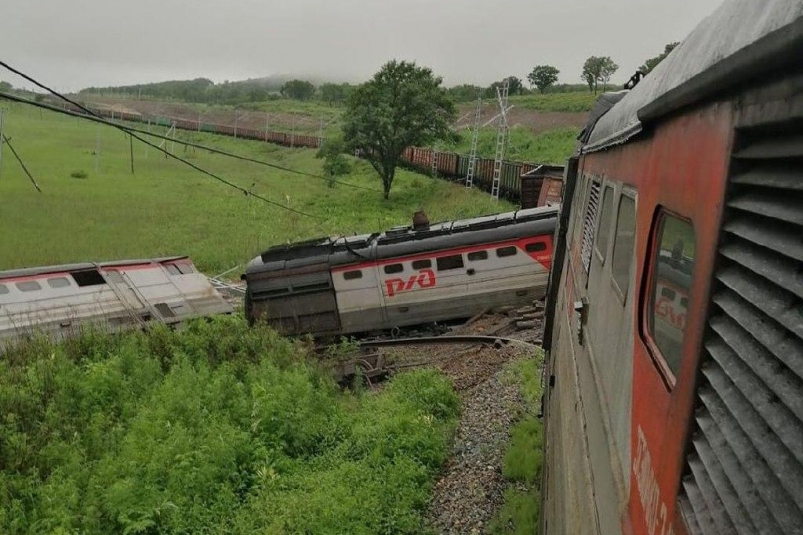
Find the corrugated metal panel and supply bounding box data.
[580,180,602,274]
[679,123,803,535]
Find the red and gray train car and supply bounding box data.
[244,206,556,336]
[541,1,802,534]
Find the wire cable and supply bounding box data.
[0,61,323,219]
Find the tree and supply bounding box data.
[343,60,455,199]
[280,79,315,100]
[527,65,560,93]
[319,83,351,105]
[581,56,619,94]
[486,76,524,99]
[0,81,12,93]
[640,42,680,74]
[316,137,351,187]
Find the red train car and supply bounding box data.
[541,1,802,534]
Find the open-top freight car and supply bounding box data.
[541,1,803,534]
[244,206,557,337]
[0,257,232,346]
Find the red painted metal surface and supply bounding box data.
[578,104,734,535]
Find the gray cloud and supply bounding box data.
[2,0,722,92]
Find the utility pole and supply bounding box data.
[491,81,510,200]
[129,134,135,174]
[94,123,101,173]
[317,118,324,148]
[465,97,481,189]
[265,113,270,142]
[290,114,296,148]
[431,147,438,178]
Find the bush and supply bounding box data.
[69,170,88,179]
[0,317,458,535]
[316,138,351,187]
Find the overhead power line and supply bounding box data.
[0,61,325,219]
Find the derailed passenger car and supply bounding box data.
[0,257,232,346]
[244,206,557,336]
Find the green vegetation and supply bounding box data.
[527,66,560,94]
[0,316,460,534]
[316,137,351,186]
[0,104,512,273]
[581,56,619,94]
[444,125,578,163]
[509,92,597,113]
[490,355,545,535]
[344,60,456,199]
[640,42,680,74]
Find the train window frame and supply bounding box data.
[412,259,432,270]
[436,254,464,271]
[641,208,697,388]
[71,269,107,287]
[343,270,362,280]
[525,241,546,253]
[496,246,517,258]
[610,191,637,302]
[17,280,42,292]
[593,185,616,264]
[383,263,403,275]
[467,250,489,261]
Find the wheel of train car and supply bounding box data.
[390,326,401,339]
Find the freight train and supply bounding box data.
[540,1,803,534]
[0,257,232,346]
[243,206,557,336]
[53,104,540,200]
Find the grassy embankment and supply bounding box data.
[0,316,460,534]
[0,103,513,274]
[490,354,546,535]
[442,126,579,165]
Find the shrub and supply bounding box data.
[69,170,88,179]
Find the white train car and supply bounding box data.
[0,257,232,346]
[244,206,558,336]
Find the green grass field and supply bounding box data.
[0,103,513,274]
[443,126,579,163]
[509,92,597,113]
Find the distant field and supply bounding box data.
[509,92,597,113]
[0,103,513,274]
[443,125,579,164]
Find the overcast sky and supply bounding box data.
[2,0,722,92]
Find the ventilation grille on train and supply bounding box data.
[678,122,803,535]
[580,180,602,274]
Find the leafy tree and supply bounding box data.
[0,81,12,93]
[316,137,351,187]
[343,60,455,199]
[640,42,680,74]
[319,83,351,105]
[581,56,619,94]
[280,79,316,101]
[486,76,524,99]
[527,65,560,93]
[445,84,484,103]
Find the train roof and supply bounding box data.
[0,256,189,280]
[584,0,803,152]
[250,206,559,271]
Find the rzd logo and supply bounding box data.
[384,268,436,297]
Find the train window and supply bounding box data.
[525,242,546,253]
[611,195,636,296]
[384,263,403,274]
[17,281,42,292]
[72,269,106,287]
[468,250,488,261]
[343,270,362,280]
[648,213,695,380]
[496,246,517,258]
[0,284,8,295]
[47,277,71,289]
[594,186,615,261]
[165,264,182,276]
[437,254,464,271]
[412,259,431,269]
